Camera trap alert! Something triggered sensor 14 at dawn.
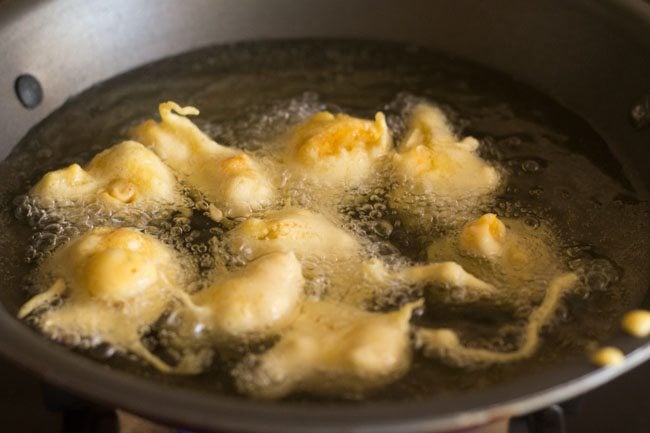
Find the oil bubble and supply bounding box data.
[521,159,541,173]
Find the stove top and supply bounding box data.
[1,356,648,433]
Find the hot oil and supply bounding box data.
[0,40,648,402]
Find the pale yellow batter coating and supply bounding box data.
[590,347,625,367]
[227,207,360,261]
[235,300,421,399]
[190,252,304,339]
[458,213,507,260]
[282,111,391,188]
[416,273,578,366]
[133,102,274,217]
[30,140,181,210]
[18,227,199,373]
[428,213,562,298]
[389,104,500,228]
[621,309,650,338]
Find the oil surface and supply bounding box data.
[0,40,648,402]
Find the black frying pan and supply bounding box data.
[0,1,648,432]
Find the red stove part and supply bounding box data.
[116,410,560,433]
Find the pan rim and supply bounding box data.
[0,306,647,433]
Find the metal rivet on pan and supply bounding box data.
[14,74,43,109]
[630,93,650,130]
